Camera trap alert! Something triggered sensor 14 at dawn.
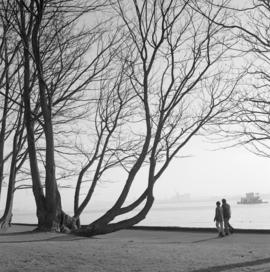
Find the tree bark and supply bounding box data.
[31,0,63,231]
[19,0,47,229]
[0,27,10,199]
[0,132,17,230]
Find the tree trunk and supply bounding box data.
[0,84,8,200]
[0,102,24,230]
[0,28,10,199]
[31,0,63,231]
[19,0,47,229]
[0,152,16,230]
[75,193,155,236]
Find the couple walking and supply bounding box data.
[214,198,234,237]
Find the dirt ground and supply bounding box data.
[0,225,270,272]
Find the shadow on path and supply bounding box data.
[190,257,270,272]
[0,231,96,243]
[192,236,219,243]
[0,231,35,236]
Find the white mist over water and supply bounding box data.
[141,200,270,229]
[12,198,270,230]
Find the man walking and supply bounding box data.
[214,201,225,237]
[222,198,234,235]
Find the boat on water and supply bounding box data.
[237,192,268,204]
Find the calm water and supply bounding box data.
[141,200,270,229]
[12,199,270,229]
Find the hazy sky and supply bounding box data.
[12,135,270,213]
[6,0,270,213]
[154,136,270,199]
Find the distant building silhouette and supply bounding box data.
[237,192,268,204]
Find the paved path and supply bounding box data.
[0,225,270,271]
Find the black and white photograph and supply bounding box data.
[0,0,270,271]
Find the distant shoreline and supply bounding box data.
[10,199,270,230]
[9,223,270,234]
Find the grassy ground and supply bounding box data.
[0,225,270,271]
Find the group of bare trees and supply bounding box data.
[0,0,268,236]
[0,0,115,231]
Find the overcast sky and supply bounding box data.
[13,134,270,213]
[154,136,270,199]
[7,0,270,213]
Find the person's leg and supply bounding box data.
[224,218,229,235]
[215,221,220,233]
[216,221,224,237]
[228,219,234,233]
[220,221,225,236]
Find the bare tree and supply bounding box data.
[0,0,29,229]
[72,0,238,236]
[11,0,118,231]
[0,0,117,231]
[230,1,270,157]
[194,1,270,157]
[0,0,240,235]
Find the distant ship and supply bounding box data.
[237,192,268,204]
